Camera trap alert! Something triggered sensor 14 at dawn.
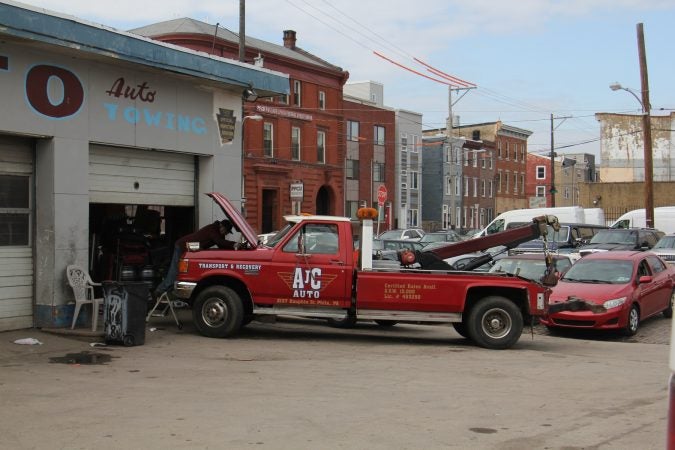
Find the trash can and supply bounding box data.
[102,281,148,346]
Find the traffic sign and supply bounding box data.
[377,185,387,206]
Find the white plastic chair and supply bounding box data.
[66,265,104,331]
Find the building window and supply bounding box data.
[536,165,546,179]
[455,148,461,165]
[442,204,450,229]
[401,134,408,152]
[479,208,485,228]
[463,150,469,166]
[373,162,385,182]
[318,91,326,110]
[412,135,419,153]
[263,122,273,157]
[347,120,359,141]
[563,187,570,199]
[445,176,451,195]
[505,142,510,160]
[497,141,502,158]
[293,80,302,106]
[472,152,478,167]
[278,94,288,104]
[0,174,30,246]
[345,200,360,219]
[488,154,493,169]
[408,209,419,227]
[505,172,510,192]
[496,171,502,193]
[346,159,359,179]
[464,176,469,197]
[445,146,451,163]
[481,179,486,197]
[481,155,487,169]
[291,127,301,161]
[454,177,460,196]
[455,207,461,228]
[520,174,525,194]
[536,186,546,197]
[488,180,493,198]
[410,171,418,189]
[472,177,478,197]
[374,126,385,146]
[513,172,518,194]
[317,130,326,164]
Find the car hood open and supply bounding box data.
[207,192,259,249]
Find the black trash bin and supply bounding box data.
[102,281,148,346]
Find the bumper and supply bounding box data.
[174,281,197,300]
[540,307,626,330]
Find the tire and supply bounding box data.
[192,286,244,338]
[623,304,640,336]
[452,322,469,338]
[123,335,135,347]
[663,290,674,319]
[374,320,398,327]
[327,316,357,328]
[466,296,523,350]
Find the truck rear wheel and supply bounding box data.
[193,286,244,338]
[466,296,523,350]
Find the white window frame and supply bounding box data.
[374,125,385,146]
[401,133,408,152]
[412,135,419,153]
[317,130,326,164]
[536,186,546,197]
[445,176,452,195]
[293,80,302,106]
[536,165,546,179]
[263,122,274,157]
[318,91,326,110]
[410,171,419,190]
[291,126,301,161]
[347,120,359,142]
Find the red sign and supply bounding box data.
[377,185,387,206]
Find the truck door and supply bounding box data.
[264,222,351,309]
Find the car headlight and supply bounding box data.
[603,297,627,309]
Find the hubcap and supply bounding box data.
[202,297,228,328]
[481,308,512,339]
[629,307,639,332]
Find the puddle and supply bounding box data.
[49,352,113,365]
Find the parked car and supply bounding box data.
[510,223,607,255]
[577,228,664,257]
[653,234,675,265]
[541,251,675,335]
[419,230,462,247]
[377,228,425,241]
[489,253,576,282]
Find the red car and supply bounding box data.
[541,251,675,335]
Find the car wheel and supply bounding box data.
[623,304,640,336]
[466,296,524,350]
[664,290,675,319]
[192,286,244,338]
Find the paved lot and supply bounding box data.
[0,310,672,450]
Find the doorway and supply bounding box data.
[261,189,278,233]
[316,186,331,215]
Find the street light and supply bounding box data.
[609,81,654,228]
[241,114,263,214]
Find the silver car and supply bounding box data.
[653,234,675,264]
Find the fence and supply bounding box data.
[602,206,643,226]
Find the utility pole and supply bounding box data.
[549,114,572,208]
[238,0,246,62]
[637,23,654,228]
[446,85,475,229]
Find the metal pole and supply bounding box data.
[637,23,654,228]
[550,113,556,207]
[239,0,246,62]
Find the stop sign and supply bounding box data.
[377,185,387,206]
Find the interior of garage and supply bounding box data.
[88,203,194,291]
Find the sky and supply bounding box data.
[17,0,675,161]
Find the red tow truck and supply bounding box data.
[174,193,562,350]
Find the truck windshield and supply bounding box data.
[265,223,295,247]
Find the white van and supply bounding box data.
[477,206,605,237]
[610,207,675,234]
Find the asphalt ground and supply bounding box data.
[0,309,672,450]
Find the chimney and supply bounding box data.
[283,30,297,49]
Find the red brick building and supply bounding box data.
[342,97,396,228]
[525,153,552,207]
[132,20,349,233]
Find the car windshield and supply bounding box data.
[265,222,295,247]
[589,230,636,245]
[420,233,459,243]
[561,259,634,284]
[654,236,675,249]
[489,257,570,281]
[378,230,403,240]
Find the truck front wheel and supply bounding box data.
[466,296,523,350]
[193,286,244,338]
